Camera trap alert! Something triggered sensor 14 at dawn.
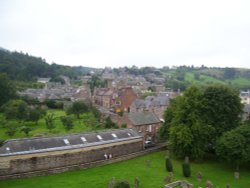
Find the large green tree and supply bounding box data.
[161,85,243,159]
[0,73,16,106]
[2,99,29,121]
[66,101,89,119]
[216,124,250,168]
[201,85,243,137]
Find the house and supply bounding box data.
[113,112,161,141]
[240,90,250,104]
[93,87,137,113]
[130,95,169,119]
[243,104,250,121]
[114,87,138,113]
[0,129,143,178]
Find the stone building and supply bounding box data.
[112,112,161,142]
[0,129,143,177]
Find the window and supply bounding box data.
[127,133,131,137]
[97,135,103,141]
[111,133,118,138]
[149,125,152,132]
[80,137,87,143]
[6,147,10,152]
[63,139,70,145]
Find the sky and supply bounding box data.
[1,0,250,68]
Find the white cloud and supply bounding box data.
[1,0,250,68]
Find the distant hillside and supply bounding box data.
[0,48,95,81]
[161,66,250,90]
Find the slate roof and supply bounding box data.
[0,129,141,156]
[132,96,169,108]
[127,112,161,126]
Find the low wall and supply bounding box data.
[0,143,165,180]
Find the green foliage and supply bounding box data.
[45,113,56,131]
[121,123,127,128]
[20,125,32,136]
[28,109,42,124]
[60,116,74,130]
[165,156,173,172]
[117,111,123,117]
[162,85,242,160]
[201,85,243,137]
[5,126,17,137]
[0,50,81,81]
[216,124,250,167]
[105,117,118,129]
[46,100,64,109]
[182,156,191,177]
[0,139,5,147]
[223,68,236,79]
[88,75,106,95]
[113,181,130,188]
[2,99,29,121]
[67,101,89,119]
[0,73,16,106]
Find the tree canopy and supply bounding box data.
[0,73,16,106]
[161,85,243,160]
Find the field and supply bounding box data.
[0,109,101,140]
[0,151,249,188]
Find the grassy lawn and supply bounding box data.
[0,109,102,140]
[0,151,249,188]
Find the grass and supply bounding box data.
[0,109,102,140]
[0,151,249,188]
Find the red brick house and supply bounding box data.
[114,87,137,113]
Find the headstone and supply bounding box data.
[206,180,213,188]
[234,171,240,180]
[197,172,203,182]
[134,177,139,188]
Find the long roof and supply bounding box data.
[127,112,161,126]
[0,129,141,157]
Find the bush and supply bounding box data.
[182,156,191,177]
[113,181,130,188]
[165,156,173,172]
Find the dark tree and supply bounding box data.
[0,73,16,106]
[60,116,74,130]
[2,99,29,121]
[45,113,56,131]
[67,101,89,119]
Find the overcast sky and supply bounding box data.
[1,0,250,68]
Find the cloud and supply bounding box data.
[1,0,250,68]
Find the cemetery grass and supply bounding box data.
[0,151,249,188]
[0,109,101,140]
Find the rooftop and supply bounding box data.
[0,129,141,156]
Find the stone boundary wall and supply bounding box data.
[0,144,166,180]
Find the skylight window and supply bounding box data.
[63,139,70,145]
[97,135,103,141]
[81,137,87,143]
[127,133,131,137]
[6,147,10,151]
[112,133,118,138]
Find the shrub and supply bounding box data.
[113,180,130,188]
[182,156,191,177]
[165,156,173,172]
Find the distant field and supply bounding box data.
[0,151,249,188]
[0,109,101,140]
[184,72,250,89]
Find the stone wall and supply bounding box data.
[0,139,143,176]
[0,143,165,180]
